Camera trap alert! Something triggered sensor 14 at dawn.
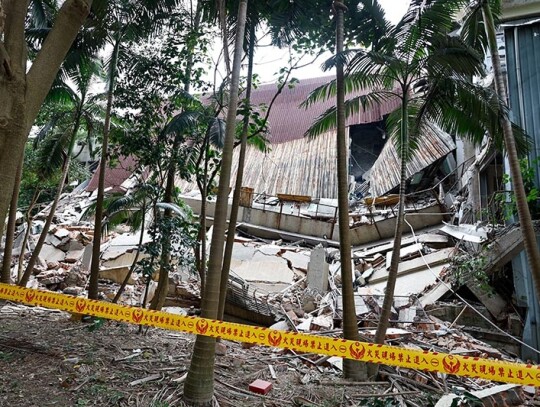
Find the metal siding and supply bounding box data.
[505,21,540,363]
[366,125,456,197]
[506,22,540,187]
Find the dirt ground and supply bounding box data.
[0,302,445,407]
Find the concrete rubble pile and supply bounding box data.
[1,181,536,403]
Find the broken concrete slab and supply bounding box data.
[385,242,423,268]
[280,250,310,271]
[365,328,412,339]
[256,245,282,256]
[99,266,136,285]
[307,246,329,292]
[370,264,449,297]
[466,279,507,320]
[64,246,85,263]
[369,248,455,284]
[53,228,70,240]
[419,282,451,306]
[440,222,488,243]
[102,251,140,268]
[231,258,294,285]
[296,317,313,331]
[231,242,257,262]
[311,314,333,330]
[336,294,370,316]
[81,243,93,271]
[39,243,66,263]
[435,384,524,407]
[398,307,417,326]
[417,233,449,248]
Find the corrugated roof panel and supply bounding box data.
[367,125,456,197]
[249,76,401,144]
[229,131,339,198]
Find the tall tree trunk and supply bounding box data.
[112,200,146,303]
[197,144,209,294]
[20,102,83,287]
[1,161,23,283]
[0,0,92,240]
[334,0,366,381]
[19,154,72,287]
[218,0,231,77]
[217,22,256,320]
[183,1,248,405]
[482,3,540,299]
[88,35,120,300]
[17,188,40,282]
[149,157,176,311]
[370,89,409,378]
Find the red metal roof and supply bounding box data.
[249,76,401,144]
[86,155,137,194]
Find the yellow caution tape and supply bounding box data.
[0,282,538,386]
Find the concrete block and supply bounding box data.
[307,246,329,292]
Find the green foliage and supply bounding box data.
[359,397,399,407]
[87,317,105,332]
[494,158,540,221]
[138,209,199,282]
[450,250,492,294]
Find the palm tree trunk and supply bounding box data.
[17,189,40,282]
[183,1,248,404]
[1,161,23,283]
[112,201,146,303]
[370,89,409,378]
[217,22,256,321]
[482,4,540,299]
[194,134,210,295]
[19,154,72,287]
[149,159,175,310]
[334,0,366,381]
[88,35,121,300]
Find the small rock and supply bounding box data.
[215,342,227,356]
[46,261,60,270]
[64,266,87,287]
[63,287,82,296]
[269,320,289,331]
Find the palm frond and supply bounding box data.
[305,91,396,139]
[301,71,392,109]
[33,111,70,148]
[385,104,421,162]
[207,118,226,149]
[459,0,501,53]
[160,111,203,140]
[35,130,70,179]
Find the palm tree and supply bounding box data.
[183,1,248,404]
[304,0,524,378]
[101,183,157,303]
[461,0,540,307]
[332,0,367,380]
[19,59,104,287]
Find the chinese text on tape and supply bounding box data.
[0,283,538,386]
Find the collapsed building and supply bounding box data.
[1,6,539,401]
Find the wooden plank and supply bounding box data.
[277,193,312,203]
